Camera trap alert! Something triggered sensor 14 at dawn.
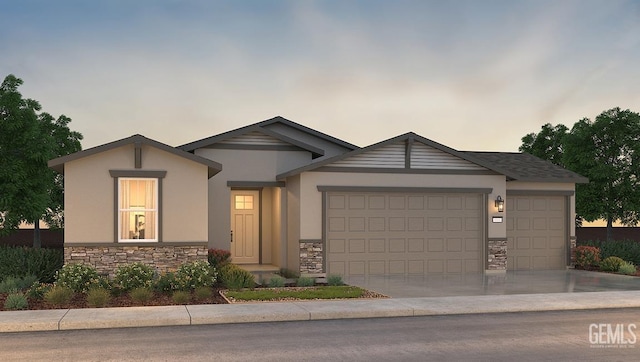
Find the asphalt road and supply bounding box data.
[1,308,639,361]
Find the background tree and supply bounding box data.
[0,74,83,247]
[519,108,640,241]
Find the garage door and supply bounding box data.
[326,192,483,277]
[506,195,567,270]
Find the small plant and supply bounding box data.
[113,262,156,292]
[129,287,154,304]
[208,249,231,269]
[618,261,637,275]
[0,277,19,293]
[27,282,53,301]
[172,290,191,304]
[278,268,299,279]
[599,256,625,272]
[174,260,216,290]
[87,288,111,308]
[574,246,600,268]
[4,292,28,310]
[194,286,213,300]
[268,275,286,288]
[296,276,315,287]
[327,274,344,286]
[55,263,101,293]
[219,264,255,290]
[155,272,177,293]
[44,286,74,306]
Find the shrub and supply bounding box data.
[113,262,155,292]
[27,282,53,300]
[574,246,600,268]
[618,261,637,275]
[129,287,153,304]
[327,274,344,286]
[296,276,315,287]
[155,272,177,293]
[579,240,640,265]
[4,292,28,310]
[0,246,64,283]
[0,275,40,293]
[268,275,285,288]
[87,288,111,308]
[599,256,625,272]
[278,268,299,279]
[173,261,216,290]
[208,249,231,269]
[172,290,191,304]
[219,264,255,290]
[194,286,213,300]
[44,286,74,306]
[55,263,100,293]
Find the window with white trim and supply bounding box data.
[118,178,158,241]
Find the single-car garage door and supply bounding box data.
[326,192,483,277]
[506,195,567,270]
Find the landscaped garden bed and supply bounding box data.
[574,240,640,276]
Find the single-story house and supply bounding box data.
[49,116,588,277]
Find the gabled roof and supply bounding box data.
[178,116,358,155]
[462,152,589,183]
[49,134,222,178]
[277,132,500,179]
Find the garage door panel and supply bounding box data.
[327,192,483,277]
[532,237,547,249]
[329,195,346,209]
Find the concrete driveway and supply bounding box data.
[345,269,640,298]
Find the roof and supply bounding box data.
[48,134,223,178]
[462,151,589,183]
[178,116,359,153]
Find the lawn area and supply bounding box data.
[222,286,383,302]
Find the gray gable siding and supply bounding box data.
[411,143,487,170]
[263,122,355,161]
[218,131,290,146]
[331,142,405,168]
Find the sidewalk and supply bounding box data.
[2,290,640,333]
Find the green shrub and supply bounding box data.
[86,288,111,308]
[44,286,74,306]
[0,246,64,283]
[278,268,299,279]
[172,290,191,304]
[173,261,216,290]
[574,245,600,268]
[155,272,177,293]
[27,282,53,300]
[599,256,625,272]
[296,276,315,287]
[579,240,640,265]
[129,287,153,304]
[55,263,100,293]
[113,262,155,292]
[207,249,231,269]
[219,264,255,290]
[0,277,19,293]
[327,274,344,286]
[618,261,637,275]
[194,286,213,300]
[268,275,285,288]
[4,292,28,310]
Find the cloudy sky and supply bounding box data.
[1,0,639,151]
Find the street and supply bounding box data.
[1,308,638,361]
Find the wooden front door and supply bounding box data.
[230,190,260,264]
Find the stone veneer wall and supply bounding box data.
[570,236,577,266]
[487,239,507,270]
[64,245,208,277]
[299,240,323,274]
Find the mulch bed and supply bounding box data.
[574,265,640,276]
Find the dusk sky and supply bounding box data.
[2,0,639,151]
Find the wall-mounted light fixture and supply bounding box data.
[495,195,504,212]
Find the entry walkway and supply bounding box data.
[345,269,640,298]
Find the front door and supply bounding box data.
[230,190,260,264]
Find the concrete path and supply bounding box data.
[2,290,640,333]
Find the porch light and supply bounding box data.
[495,195,504,212]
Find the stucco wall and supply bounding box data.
[64,144,209,243]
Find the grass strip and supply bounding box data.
[225,286,366,301]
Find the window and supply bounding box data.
[234,195,254,210]
[118,178,157,241]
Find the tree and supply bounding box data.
[0,74,83,247]
[519,108,640,241]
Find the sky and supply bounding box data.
[1,0,639,151]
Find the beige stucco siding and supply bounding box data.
[286,175,301,271]
[297,172,507,240]
[64,144,209,243]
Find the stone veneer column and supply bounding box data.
[299,240,323,274]
[570,236,577,266]
[487,238,508,271]
[64,245,208,277]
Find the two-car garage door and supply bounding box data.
[326,192,483,277]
